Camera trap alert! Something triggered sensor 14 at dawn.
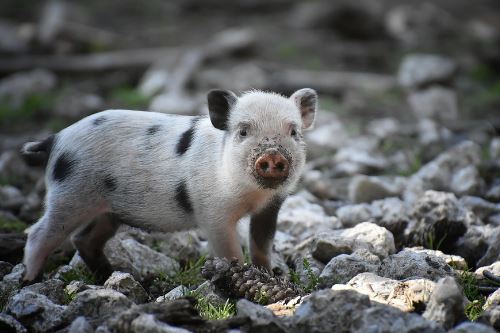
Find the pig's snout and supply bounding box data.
[255,149,289,181]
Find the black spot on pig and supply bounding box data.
[176,117,201,156]
[53,152,76,182]
[147,124,161,135]
[103,175,117,191]
[175,181,193,213]
[93,116,107,126]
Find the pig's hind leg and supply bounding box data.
[23,192,109,282]
[71,213,120,283]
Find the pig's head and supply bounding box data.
[208,89,317,192]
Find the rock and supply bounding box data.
[417,118,452,145]
[477,227,500,267]
[196,63,267,92]
[149,93,199,116]
[152,230,202,263]
[64,289,133,326]
[320,249,380,286]
[366,117,400,139]
[53,90,103,119]
[0,150,33,188]
[0,185,25,210]
[386,3,456,47]
[130,313,192,333]
[291,289,443,333]
[398,54,457,89]
[18,191,43,223]
[155,285,188,303]
[0,21,29,54]
[453,225,489,267]
[459,196,500,221]
[422,277,467,329]
[138,65,172,98]
[20,279,65,304]
[448,322,497,333]
[236,299,286,333]
[68,316,94,333]
[379,248,454,281]
[490,138,500,160]
[475,262,500,282]
[408,87,458,121]
[484,289,500,310]
[103,272,148,304]
[65,280,91,297]
[335,203,372,227]
[311,222,395,263]
[0,261,13,279]
[192,281,227,308]
[332,272,436,312]
[405,191,474,253]
[348,175,406,203]
[479,304,500,332]
[0,69,57,109]
[0,313,28,333]
[7,291,66,333]
[451,166,484,197]
[404,141,484,202]
[278,193,341,241]
[291,254,325,286]
[486,184,500,202]
[407,247,467,270]
[305,116,350,155]
[104,236,179,282]
[333,144,388,176]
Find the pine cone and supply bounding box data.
[201,257,304,304]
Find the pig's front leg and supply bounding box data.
[249,197,284,272]
[205,216,245,264]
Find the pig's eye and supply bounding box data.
[291,128,297,137]
[239,128,248,137]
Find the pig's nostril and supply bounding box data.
[276,162,284,172]
[260,161,269,171]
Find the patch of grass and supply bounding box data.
[457,267,486,321]
[274,41,301,61]
[0,92,56,124]
[186,291,236,321]
[109,86,150,109]
[46,118,67,132]
[0,216,28,233]
[423,232,447,251]
[59,266,96,285]
[289,258,323,293]
[155,256,206,292]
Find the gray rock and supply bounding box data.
[484,289,500,310]
[278,193,341,241]
[486,184,500,202]
[0,21,29,54]
[398,54,457,89]
[479,305,500,332]
[155,285,188,303]
[320,249,380,286]
[1,264,25,304]
[404,142,484,202]
[0,69,57,109]
[152,230,202,263]
[453,225,489,267]
[476,262,500,282]
[408,87,458,121]
[408,247,467,270]
[311,222,395,263]
[0,185,25,210]
[448,322,497,333]
[104,236,179,281]
[20,279,65,304]
[490,137,500,160]
[7,291,66,333]
[236,299,286,332]
[0,260,13,279]
[477,227,500,267]
[18,191,43,222]
[193,281,227,308]
[305,116,350,155]
[422,277,467,329]
[406,191,474,253]
[459,196,500,221]
[0,150,33,188]
[53,90,103,119]
[130,314,192,333]
[64,289,133,325]
[150,93,199,116]
[103,272,148,304]
[348,175,406,203]
[335,203,372,228]
[333,145,388,176]
[0,313,28,333]
[196,63,267,92]
[379,248,454,281]
[68,316,94,333]
[366,117,400,139]
[417,119,452,145]
[291,254,325,286]
[291,289,443,333]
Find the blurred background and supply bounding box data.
[0,0,500,235]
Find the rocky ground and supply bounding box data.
[1,0,500,332]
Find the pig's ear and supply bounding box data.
[207,89,237,130]
[290,88,317,130]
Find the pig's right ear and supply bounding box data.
[207,89,237,130]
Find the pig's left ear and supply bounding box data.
[290,88,317,130]
[207,89,238,130]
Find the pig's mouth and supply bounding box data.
[249,144,293,189]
